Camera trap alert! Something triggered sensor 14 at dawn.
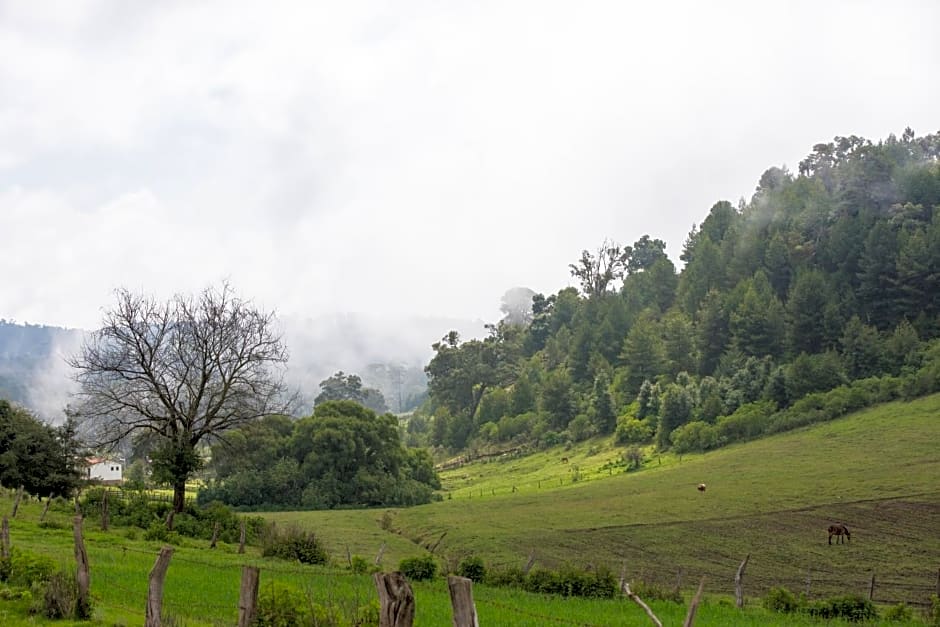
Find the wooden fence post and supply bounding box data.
[73,515,91,618]
[868,572,875,601]
[238,519,247,554]
[682,577,706,627]
[375,542,387,566]
[935,567,939,597]
[448,575,479,627]
[804,569,812,597]
[41,496,52,522]
[210,522,220,549]
[11,485,23,518]
[145,546,174,627]
[621,579,663,627]
[237,566,260,627]
[735,554,750,608]
[374,572,415,627]
[1,516,10,559]
[101,489,109,531]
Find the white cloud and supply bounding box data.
[1,0,938,334]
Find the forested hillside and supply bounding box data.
[417,129,940,454]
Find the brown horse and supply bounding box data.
[828,523,851,545]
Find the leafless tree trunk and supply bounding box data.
[68,283,293,514]
[146,546,174,627]
[101,489,109,531]
[374,572,415,627]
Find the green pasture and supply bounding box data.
[0,499,929,626]
[267,394,940,606]
[0,394,938,624]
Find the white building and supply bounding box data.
[86,457,123,484]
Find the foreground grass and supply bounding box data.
[0,495,932,624]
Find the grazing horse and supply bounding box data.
[697,483,706,492]
[828,523,851,545]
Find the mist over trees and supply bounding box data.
[416,129,940,452]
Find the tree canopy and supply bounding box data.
[68,283,291,514]
[414,129,940,455]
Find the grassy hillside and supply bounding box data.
[267,394,940,606]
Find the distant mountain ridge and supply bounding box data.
[0,313,487,420]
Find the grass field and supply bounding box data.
[0,394,938,625]
[266,393,940,608]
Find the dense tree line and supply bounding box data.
[199,400,440,509]
[0,399,83,497]
[417,129,940,453]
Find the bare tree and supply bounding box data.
[68,283,291,514]
[568,239,631,297]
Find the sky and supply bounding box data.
[2,0,939,332]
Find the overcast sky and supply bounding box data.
[2,0,938,331]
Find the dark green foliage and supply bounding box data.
[398,555,437,581]
[315,371,388,413]
[485,566,527,588]
[261,526,329,565]
[763,586,799,613]
[203,401,440,510]
[629,580,683,603]
[416,129,940,457]
[0,548,56,588]
[523,566,617,598]
[0,401,83,498]
[33,569,88,620]
[804,594,876,622]
[883,602,914,622]
[456,556,486,582]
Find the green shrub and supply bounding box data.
[615,417,653,444]
[254,584,313,626]
[805,594,876,621]
[398,555,437,581]
[456,556,486,583]
[927,595,940,626]
[763,586,800,613]
[31,570,83,619]
[629,580,683,604]
[1,549,56,588]
[883,602,913,622]
[261,526,329,565]
[486,566,526,588]
[349,555,376,575]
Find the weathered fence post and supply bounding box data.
[683,577,706,627]
[238,518,247,554]
[804,569,812,596]
[41,495,52,522]
[73,515,91,618]
[146,546,174,627]
[101,489,109,531]
[374,572,415,627]
[734,554,750,608]
[936,567,939,597]
[237,566,260,627]
[868,572,876,601]
[210,522,220,549]
[1,516,10,559]
[375,542,387,566]
[448,575,479,627]
[523,552,536,575]
[11,485,23,518]
[621,579,663,627]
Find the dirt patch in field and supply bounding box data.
[530,495,940,606]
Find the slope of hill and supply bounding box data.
[265,394,940,605]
